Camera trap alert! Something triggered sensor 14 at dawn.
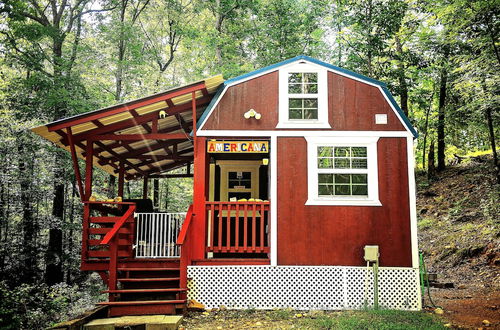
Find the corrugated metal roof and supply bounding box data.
[32,75,224,179]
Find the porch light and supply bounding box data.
[262,158,269,165]
[244,108,261,120]
[159,110,167,119]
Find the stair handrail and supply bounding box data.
[176,204,194,296]
[176,204,194,245]
[100,203,136,245]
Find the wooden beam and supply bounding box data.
[85,141,94,200]
[60,96,211,145]
[48,82,207,132]
[130,109,151,133]
[129,155,193,161]
[90,133,187,141]
[149,173,194,179]
[94,141,149,176]
[141,160,192,177]
[191,91,197,137]
[103,140,189,166]
[175,113,191,134]
[66,127,85,201]
[119,147,194,172]
[87,123,193,157]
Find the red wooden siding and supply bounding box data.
[203,72,279,130]
[277,137,412,267]
[202,71,406,132]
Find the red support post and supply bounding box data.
[191,91,197,137]
[81,203,90,265]
[66,127,85,201]
[191,124,208,258]
[85,141,94,200]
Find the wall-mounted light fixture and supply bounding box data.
[159,110,167,119]
[244,108,262,120]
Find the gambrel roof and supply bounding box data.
[198,55,418,138]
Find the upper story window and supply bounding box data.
[305,136,381,206]
[288,72,318,120]
[277,62,329,128]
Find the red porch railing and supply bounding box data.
[206,201,270,254]
[81,201,136,264]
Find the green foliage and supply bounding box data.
[298,310,446,329]
[0,276,104,329]
[418,217,435,230]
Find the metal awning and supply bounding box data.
[32,75,224,180]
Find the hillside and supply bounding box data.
[416,154,500,328]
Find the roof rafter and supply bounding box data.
[47,82,207,132]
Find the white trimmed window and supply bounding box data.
[277,62,329,128]
[305,137,381,206]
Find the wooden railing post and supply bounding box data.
[108,235,118,302]
[205,201,270,254]
[177,205,194,295]
[81,203,90,265]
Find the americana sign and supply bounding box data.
[207,140,269,153]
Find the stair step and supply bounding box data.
[88,250,130,258]
[97,300,185,306]
[118,277,180,282]
[89,239,130,246]
[90,216,134,223]
[102,288,187,293]
[89,227,132,235]
[117,267,180,272]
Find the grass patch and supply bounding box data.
[418,217,435,230]
[268,308,295,320]
[299,310,446,330]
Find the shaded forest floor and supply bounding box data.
[416,154,500,329]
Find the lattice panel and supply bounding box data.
[187,266,420,311]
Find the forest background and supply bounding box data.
[0,0,498,328]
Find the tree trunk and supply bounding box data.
[18,143,37,283]
[153,179,159,210]
[486,108,500,184]
[46,157,65,285]
[45,36,66,285]
[108,175,116,198]
[437,49,449,172]
[428,141,436,180]
[422,90,435,169]
[395,35,408,116]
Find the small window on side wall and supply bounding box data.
[277,62,329,128]
[306,137,381,206]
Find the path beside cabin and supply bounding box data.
[417,154,499,329]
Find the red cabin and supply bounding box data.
[32,56,421,316]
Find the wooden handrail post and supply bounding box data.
[81,203,90,265]
[108,235,118,302]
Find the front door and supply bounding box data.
[218,160,261,201]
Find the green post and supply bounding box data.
[373,260,379,310]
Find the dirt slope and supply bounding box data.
[416,155,500,329]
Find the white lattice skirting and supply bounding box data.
[187,266,421,311]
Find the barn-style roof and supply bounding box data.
[198,55,418,138]
[32,75,224,180]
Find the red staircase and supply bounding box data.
[97,260,187,317]
[80,201,189,317]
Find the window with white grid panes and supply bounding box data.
[277,62,329,128]
[317,146,368,197]
[288,72,318,120]
[306,137,381,206]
